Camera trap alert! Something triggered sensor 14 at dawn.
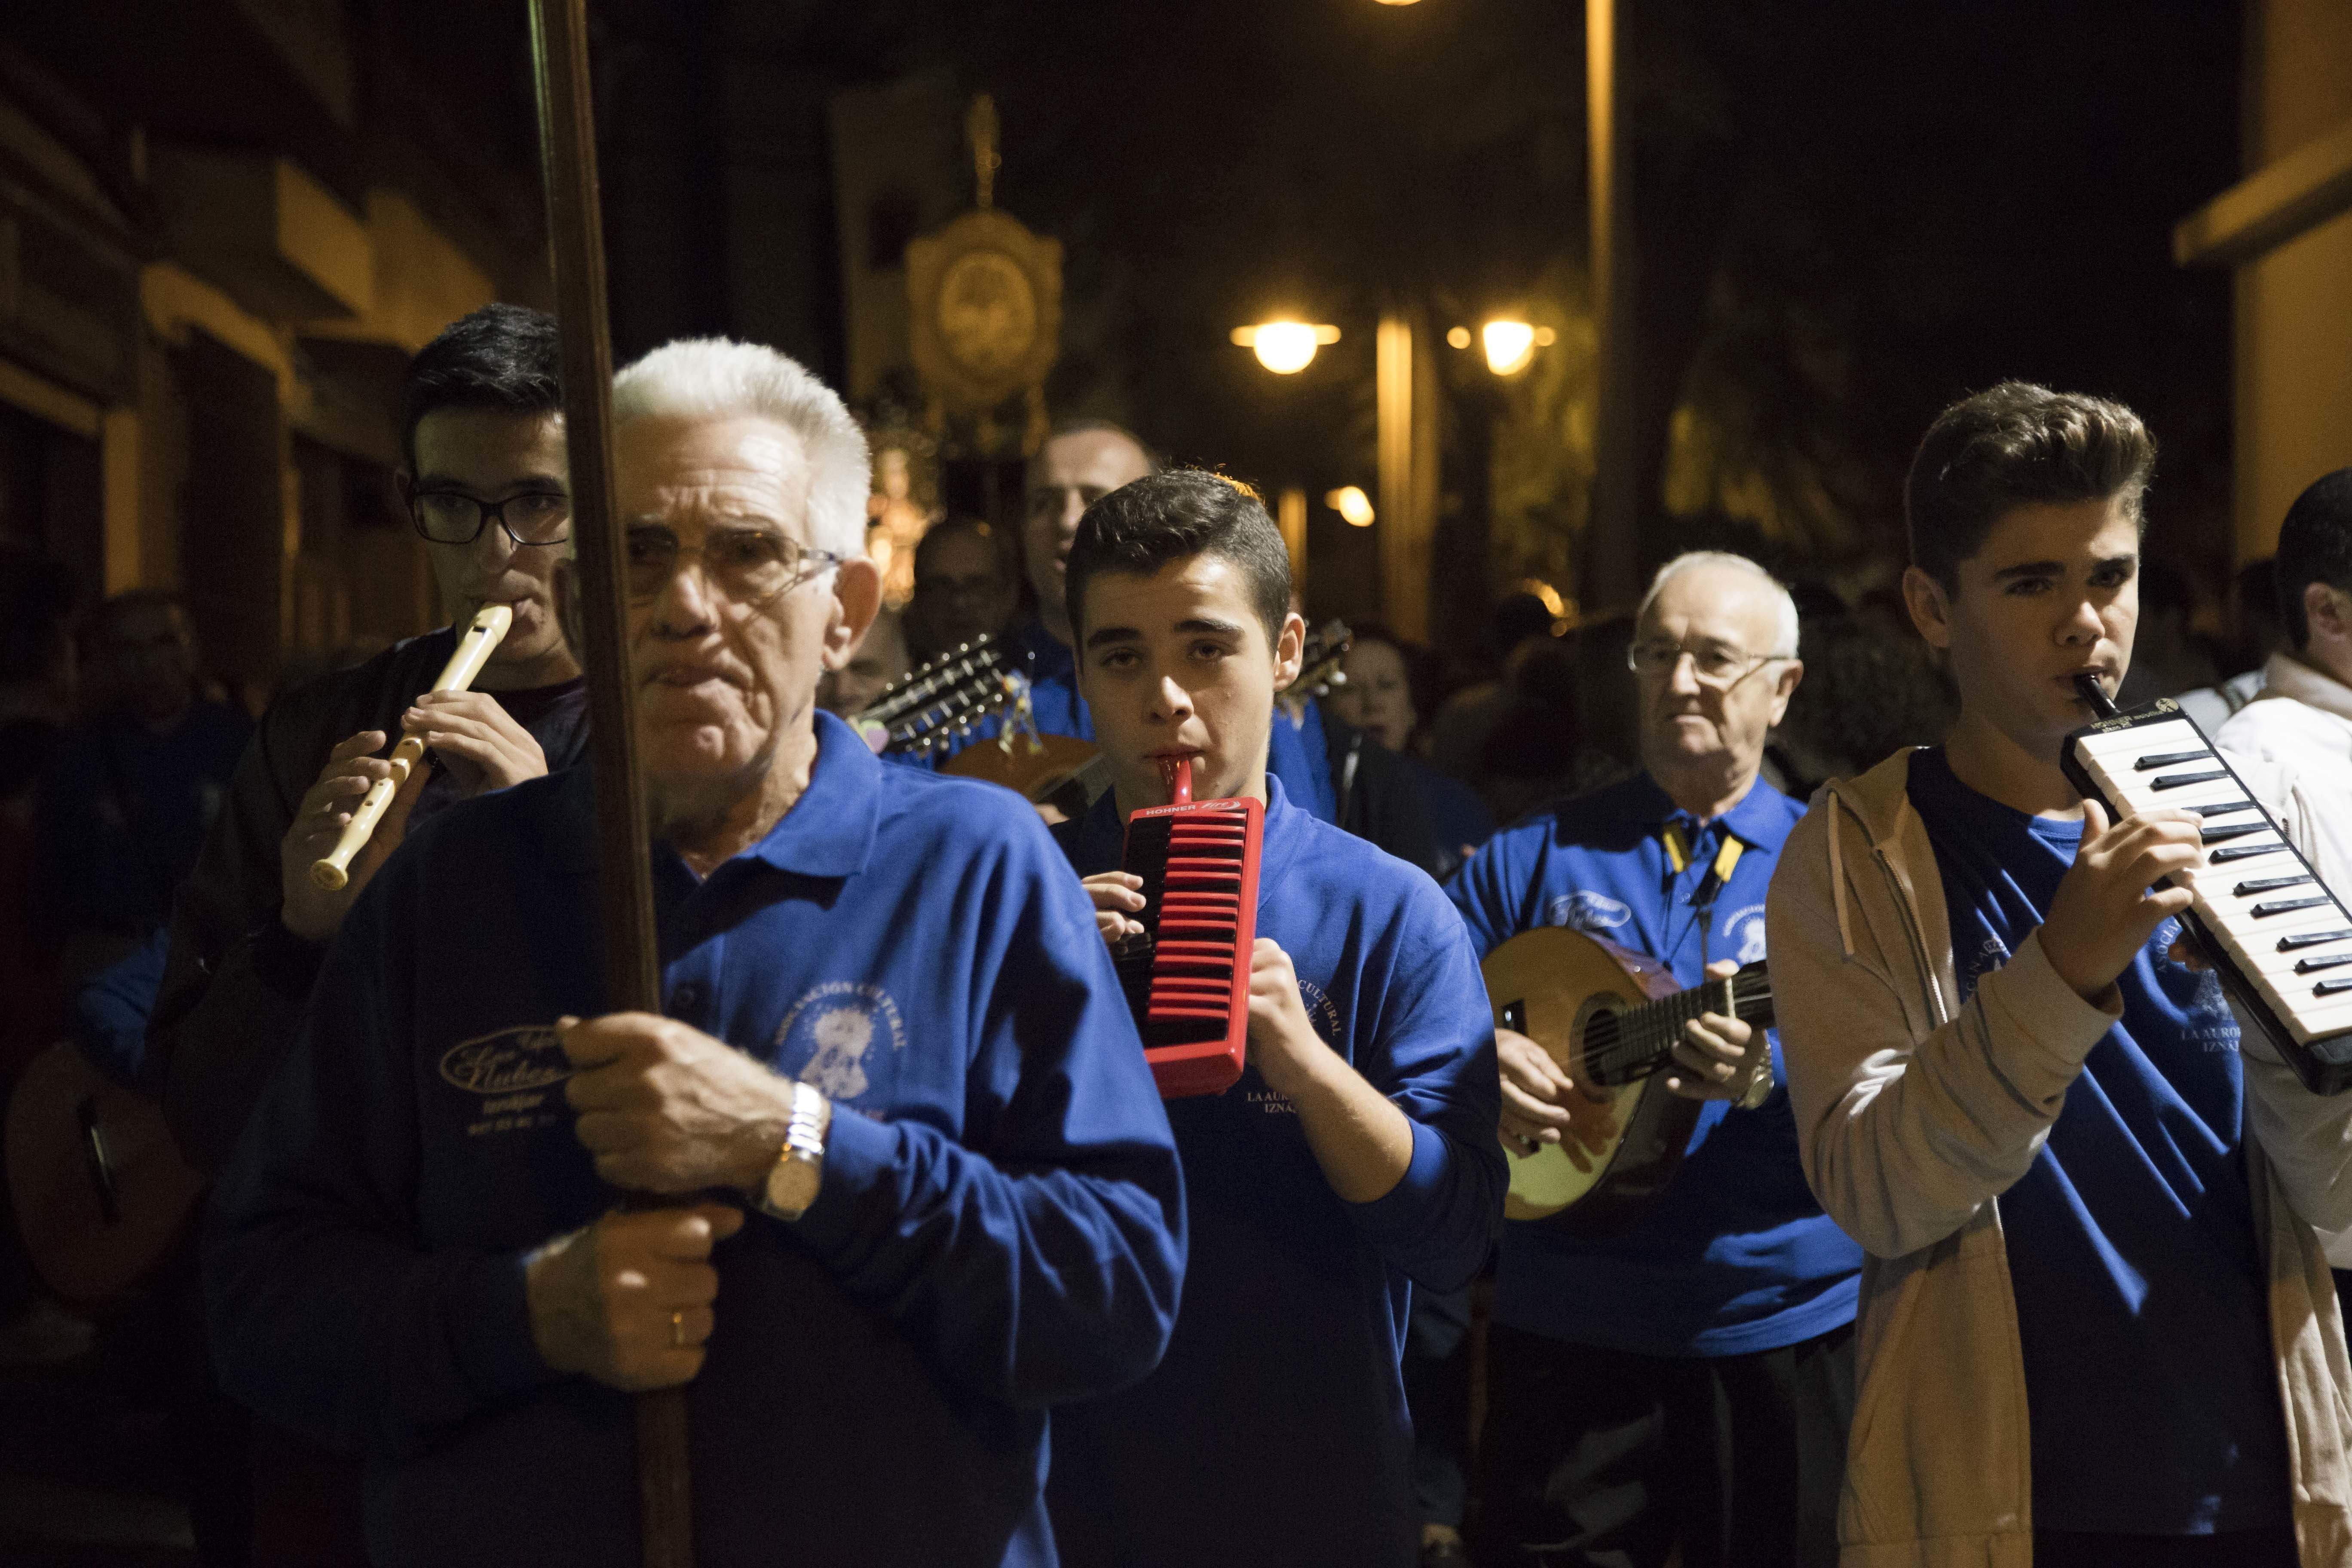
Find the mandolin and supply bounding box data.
[848,632,1033,759]
[1483,926,1773,1233]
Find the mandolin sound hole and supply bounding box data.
[1573,994,1645,1090]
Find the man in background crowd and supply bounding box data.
[34,592,248,987]
[906,513,1019,660]
[817,605,909,718]
[1454,551,1861,1568]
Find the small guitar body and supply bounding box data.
[1482,926,1772,1235]
[6,1041,204,1307]
[942,732,1100,802]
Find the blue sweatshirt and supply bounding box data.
[916,617,1338,821]
[1446,771,1861,1357]
[206,711,1186,1568]
[1047,775,1504,1568]
[1907,746,2287,1534]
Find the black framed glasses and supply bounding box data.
[625,524,847,604]
[409,489,574,548]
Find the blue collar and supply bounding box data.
[549,709,880,880]
[1627,769,1780,851]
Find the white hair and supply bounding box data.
[1636,551,1801,659]
[611,337,871,562]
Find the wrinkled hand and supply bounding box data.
[2041,800,2201,1002]
[1083,871,1146,945]
[403,690,547,796]
[1244,939,1325,1097]
[279,729,432,942]
[1664,959,1765,1102]
[559,1013,798,1194]
[525,1204,742,1391]
[1497,1026,1613,1172]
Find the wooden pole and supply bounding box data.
[525,4,693,1564]
[1585,0,1640,616]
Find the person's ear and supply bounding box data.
[1273,611,1306,691]
[1902,566,1954,651]
[2307,581,2351,647]
[1766,658,1804,728]
[823,557,883,673]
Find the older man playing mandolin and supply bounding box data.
[1446,551,1862,1568]
[206,339,1185,1568]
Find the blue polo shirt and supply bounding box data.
[1446,770,1861,1357]
[206,711,1186,1568]
[921,617,1338,821]
[1907,746,2287,1534]
[1047,775,1504,1568]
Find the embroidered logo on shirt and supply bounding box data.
[1549,891,1632,932]
[439,1026,574,1096]
[1721,903,1769,966]
[438,1026,573,1138]
[772,982,908,1102]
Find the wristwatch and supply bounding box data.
[751,1081,832,1222]
[1735,1055,1775,1112]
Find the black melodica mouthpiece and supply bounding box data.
[2074,672,2122,720]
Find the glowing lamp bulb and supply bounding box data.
[1325,486,1375,527]
[1231,321,1340,375]
[1482,320,1537,376]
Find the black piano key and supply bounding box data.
[2254,896,2333,918]
[2317,979,2352,998]
[2200,823,2271,844]
[2133,750,2214,770]
[2297,954,2352,975]
[2280,929,2352,952]
[2213,844,2284,863]
[2152,769,2231,790]
[2187,800,2262,819]
[2236,875,2315,896]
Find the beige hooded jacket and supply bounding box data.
[1765,747,2352,1568]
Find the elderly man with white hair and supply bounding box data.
[205,339,1186,1568]
[1446,550,1862,1568]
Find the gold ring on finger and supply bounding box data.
[670,1310,686,1349]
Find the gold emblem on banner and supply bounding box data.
[906,96,1061,424]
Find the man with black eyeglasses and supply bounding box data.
[153,302,588,1175]
[137,305,591,1559]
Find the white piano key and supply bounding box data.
[2076,722,2205,759]
[2285,1003,2352,1047]
[2228,940,2352,981]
